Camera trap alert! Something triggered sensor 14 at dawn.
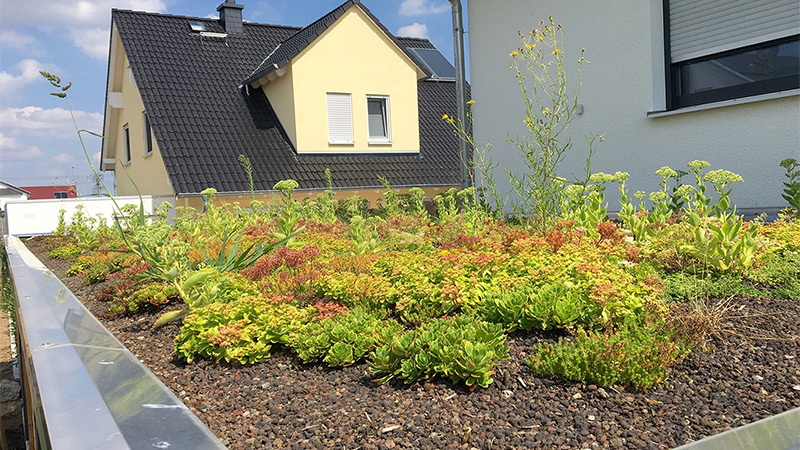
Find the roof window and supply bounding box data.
[189,21,207,32]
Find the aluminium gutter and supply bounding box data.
[448,0,471,190]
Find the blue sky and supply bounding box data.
[0,0,466,195]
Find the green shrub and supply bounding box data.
[109,283,179,315]
[175,297,314,364]
[289,308,403,367]
[662,272,759,300]
[368,316,509,388]
[469,282,599,331]
[772,280,800,300]
[49,243,82,261]
[526,318,691,390]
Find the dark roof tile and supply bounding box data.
[112,8,462,195]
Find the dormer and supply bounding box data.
[243,1,430,154]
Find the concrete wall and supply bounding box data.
[4,196,154,236]
[259,6,424,153]
[467,0,800,213]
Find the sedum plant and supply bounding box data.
[289,307,402,367]
[780,158,800,216]
[368,316,509,388]
[527,317,691,391]
[175,297,315,364]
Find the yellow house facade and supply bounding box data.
[101,0,463,210]
[252,6,426,154]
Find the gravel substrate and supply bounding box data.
[24,238,800,449]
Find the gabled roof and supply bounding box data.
[244,0,430,86]
[0,180,31,197]
[109,8,463,195]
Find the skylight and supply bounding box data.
[189,21,207,32]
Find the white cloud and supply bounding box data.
[399,0,449,17]
[92,151,102,167]
[0,131,44,161]
[1,0,166,29]
[0,106,103,141]
[53,153,75,163]
[0,60,54,94]
[0,30,38,49]
[68,28,112,60]
[0,0,166,59]
[397,23,429,39]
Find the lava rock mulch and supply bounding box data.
[25,239,799,450]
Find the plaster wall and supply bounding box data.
[260,7,422,153]
[467,0,800,213]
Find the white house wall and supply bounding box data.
[467,0,800,214]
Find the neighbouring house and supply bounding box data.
[100,0,464,211]
[20,185,78,200]
[0,181,31,212]
[467,0,800,215]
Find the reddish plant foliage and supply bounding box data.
[303,220,349,234]
[441,234,482,250]
[243,221,278,239]
[96,262,151,304]
[624,245,642,263]
[545,229,568,252]
[596,221,625,246]
[242,245,321,281]
[312,301,350,321]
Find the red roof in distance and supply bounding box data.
[21,185,78,200]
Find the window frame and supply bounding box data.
[663,1,800,110]
[123,123,132,165]
[142,111,153,157]
[365,95,392,145]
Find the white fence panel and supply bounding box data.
[4,196,154,236]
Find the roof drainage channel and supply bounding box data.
[5,236,226,450]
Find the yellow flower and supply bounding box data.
[542,107,550,114]
[442,113,449,120]
[510,50,518,57]
[552,48,559,55]
[466,100,475,105]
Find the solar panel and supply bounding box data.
[189,21,207,32]
[408,48,456,80]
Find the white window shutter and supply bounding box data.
[669,0,800,62]
[327,93,354,144]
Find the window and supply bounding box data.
[123,123,131,164]
[326,93,354,145]
[366,96,391,144]
[54,192,68,199]
[665,0,800,109]
[143,111,153,156]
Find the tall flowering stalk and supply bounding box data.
[507,18,593,233]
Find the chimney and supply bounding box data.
[217,0,244,33]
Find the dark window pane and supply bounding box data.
[144,112,153,155]
[124,126,131,163]
[673,36,800,108]
[367,99,386,139]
